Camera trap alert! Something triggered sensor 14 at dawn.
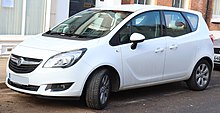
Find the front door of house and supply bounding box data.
[69,0,95,17]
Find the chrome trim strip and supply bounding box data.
[10,55,42,65]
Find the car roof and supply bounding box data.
[92,4,200,15]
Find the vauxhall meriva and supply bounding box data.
[6,5,214,109]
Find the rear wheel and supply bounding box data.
[85,69,111,109]
[186,60,212,91]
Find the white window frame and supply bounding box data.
[211,0,220,23]
[172,0,189,9]
[0,44,15,55]
[135,0,155,5]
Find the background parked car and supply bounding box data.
[214,38,220,70]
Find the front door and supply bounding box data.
[115,11,166,87]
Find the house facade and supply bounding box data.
[0,0,219,56]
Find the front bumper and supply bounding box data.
[5,59,92,97]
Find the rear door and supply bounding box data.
[162,11,196,80]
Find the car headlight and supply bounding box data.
[43,48,87,68]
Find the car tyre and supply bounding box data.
[186,59,211,91]
[85,69,111,109]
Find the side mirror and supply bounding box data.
[130,33,145,50]
[175,21,184,27]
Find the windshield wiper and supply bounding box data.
[72,34,88,38]
[48,32,75,37]
[44,31,98,39]
[75,34,99,39]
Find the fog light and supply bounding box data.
[45,83,73,91]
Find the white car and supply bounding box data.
[6,5,214,109]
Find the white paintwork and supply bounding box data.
[121,37,166,87]
[163,34,197,80]
[5,5,214,97]
[130,33,145,42]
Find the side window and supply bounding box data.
[131,11,161,40]
[119,22,131,44]
[164,11,191,37]
[111,11,161,45]
[183,13,198,32]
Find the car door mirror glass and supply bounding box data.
[175,21,185,28]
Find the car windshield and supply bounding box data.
[45,10,131,39]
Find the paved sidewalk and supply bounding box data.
[0,57,8,88]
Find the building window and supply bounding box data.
[0,0,23,35]
[172,0,184,8]
[0,0,47,35]
[212,0,220,23]
[25,0,46,35]
[134,0,152,5]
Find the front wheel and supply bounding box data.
[85,69,111,109]
[186,60,212,91]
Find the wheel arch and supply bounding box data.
[197,57,213,69]
[187,56,213,80]
[186,56,213,91]
[82,65,121,94]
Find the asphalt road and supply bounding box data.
[0,70,220,113]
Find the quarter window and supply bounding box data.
[164,11,191,37]
[211,0,220,23]
[183,13,198,31]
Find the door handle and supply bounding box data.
[155,48,164,53]
[169,44,178,50]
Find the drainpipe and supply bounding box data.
[205,0,210,23]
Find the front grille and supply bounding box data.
[8,79,39,91]
[9,54,42,74]
[214,48,220,54]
